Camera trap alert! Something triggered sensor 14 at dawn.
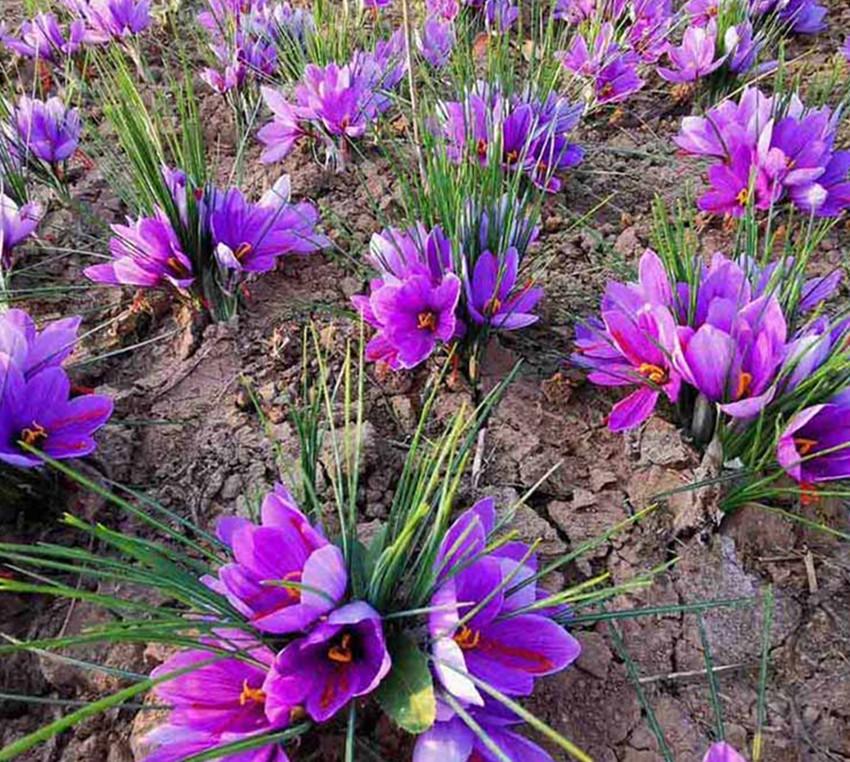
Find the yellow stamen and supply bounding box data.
[328,632,354,664]
[505,149,519,165]
[20,421,47,448]
[234,242,253,262]
[239,680,266,706]
[417,311,438,332]
[638,362,668,386]
[736,188,751,207]
[484,297,502,317]
[453,625,481,651]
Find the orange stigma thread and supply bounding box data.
[794,437,818,456]
[239,680,266,706]
[328,633,354,664]
[417,311,438,332]
[20,422,47,448]
[453,625,481,651]
[234,243,253,262]
[735,371,753,399]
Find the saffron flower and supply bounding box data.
[574,303,681,431]
[369,274,462,369]
[434,85,583,192]
[414,704,555,762]
[658,22,726,83]
[485,0,519,33]
[144,636,289,762]
[465,248,543,330]
[12,96,81,165]
[263,601,392,722]
[84,208,195,290]
[754,0,827,35]
[353,224,461,369]
[0,309,81,380]
[0,358,113,469]
[673,294,787,418]
[426,0,460,20]
[777,392,850,484]
[419,18,454,68]
[675,86,850,218]
[703,742,747,762]
[210,176,328,273]
[0,194,42,267]
[0,12,85,63]
[295,63,367,138]
[203,483,348,633]
[258,88,309,163]
[428,504,581,705]
[63,0,151,44]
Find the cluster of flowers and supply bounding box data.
[420,0,521,40]
[433,83,584,192]
[556,0,674,106]
[676,86,850,217]
[0,194,42,269]
[198,0,314,95]
[143,488,579,762]
[2,95,81,169]
[0,309,112,470]
[556,0,828,106]
[258,31,407,164]
[353,200,543,369]
[84,171,328,293]
[0,0,150,63]
[572,248,849,487]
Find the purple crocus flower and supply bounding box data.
[790,151,850,217]
[465,248,543,330]
[211,175,328,273]
[842,38,850,63]
[64,0,151,43]
[698,145,766,217]
[203,484,347,633]
[658,22,726,83]
[84,208,195,290]
[369,273,462,369]
[0,358,112,469]
[144,636,289,762]
[419,18,454,68]
[673,294,787,418]
[428,504,581,706]
[684,0,719,26]
[258,87,309,163]
[13,96,81,165]
[0,194,42,267]
[0,12,85,63]
[0,309,81,380]
[353,224,460,369]
[703,743,747,762]
[263,601,391,723]
[591,304,681,431]
[414,704,554,762]
[772,0,827,35]
[777,391,850,484]
[295,63,367,139]
[595,53,645,104]
[427,0,460,20]
[553,0,594,24]
[725,22,763,74]
[485,0,519,33]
